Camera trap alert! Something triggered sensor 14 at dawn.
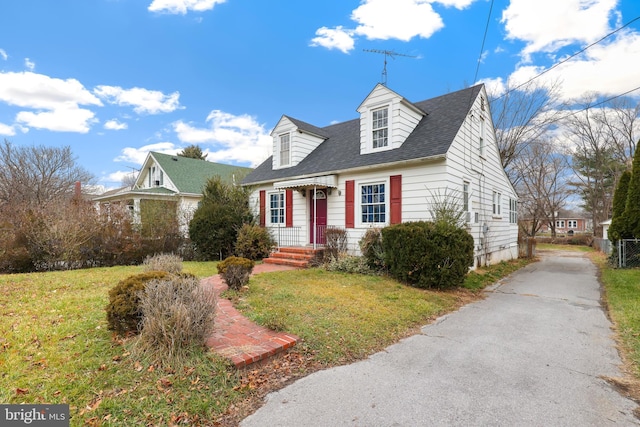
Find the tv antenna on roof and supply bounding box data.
[363,49,417,86]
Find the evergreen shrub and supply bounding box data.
[234,223,276,260]
[106,271,170,335]
[382,221,474,289]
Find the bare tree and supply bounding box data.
[0,139,94,208]
[562,97,637,235]
[488,79,566,185]
[512,138,571,237]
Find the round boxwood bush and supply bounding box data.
[381,221,474,289]
[106,271,171,336]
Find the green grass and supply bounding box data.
[0,258,527,425]
[463,259,532,291]
[536,242,594,252]
[594,253,640,378]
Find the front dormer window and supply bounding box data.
[279,133,290,166]
[372,107,388,149]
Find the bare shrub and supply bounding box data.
[359,228,385,272]
[324,227,348,262]
[137,275,216,364]
[217,256,255,290]
[142,253,183,274]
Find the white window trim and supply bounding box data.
[357,178,389,227]
[279,133,291,168]
[492,191,502,217]
[479,116,486,158]
[463,181,470,213]
[366,105,393,153]
[267,191,286,226]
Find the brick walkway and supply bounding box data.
[202,264,300,369]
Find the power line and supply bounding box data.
[472,0,495,86]
[495,14,640,100]
[562,84,640,119]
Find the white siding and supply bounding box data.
[444,87,518,265]
[357,85,424,154]
[271,117,324,170]
[249,86,517,267]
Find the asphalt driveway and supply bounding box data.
[241,250,639,426]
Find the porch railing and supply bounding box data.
[267,226,301,248]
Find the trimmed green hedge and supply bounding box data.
[381,221,474,289]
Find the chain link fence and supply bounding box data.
[615,239,640,268]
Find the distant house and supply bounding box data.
[537,211,592,235]
[94,151,252,233]
[241,84,518,267]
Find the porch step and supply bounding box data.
[263,247,325,268]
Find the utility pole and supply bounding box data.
[363,49,417,86]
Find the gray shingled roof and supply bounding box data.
[242,84,483,185]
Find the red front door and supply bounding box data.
[309,189,327,245]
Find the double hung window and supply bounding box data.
[269,193,285,224]
[361,183,386,224]
[280,134,290,166]
[372,108,388,149]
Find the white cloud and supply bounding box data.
[115,142,179,165]
[16,106,97,133]
[0,49,7,61]
[0,71,102,110]
[94,85,181,114]
[310,27,355,54]
[173,110,272,166]
[0,122,15,136]
[351,0,445,41]
[24,58,35,71]
[0,71,101,133]
[104,119,128,130]
[501,0,618,61]
[433,0,475,8]
[148,0,226,14]
[105,170,134,184]
[312,0,477,53]
[498,31,640,102]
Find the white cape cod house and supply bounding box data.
[242,84,518,267]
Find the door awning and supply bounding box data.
[273,175,338,190]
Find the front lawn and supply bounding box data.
[0,259,528,426]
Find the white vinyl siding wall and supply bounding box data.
[358,85,423,154]
[444,87,518,264]
[271,117,325,170]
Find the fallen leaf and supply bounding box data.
[16,388,29,395]
[147,365,155,373]
[134,361,143,372]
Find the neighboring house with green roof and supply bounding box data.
[94,151,252,233]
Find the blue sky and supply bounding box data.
[1,0,639,190]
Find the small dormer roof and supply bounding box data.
[356,83,427,116]
[272,115,330,139]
